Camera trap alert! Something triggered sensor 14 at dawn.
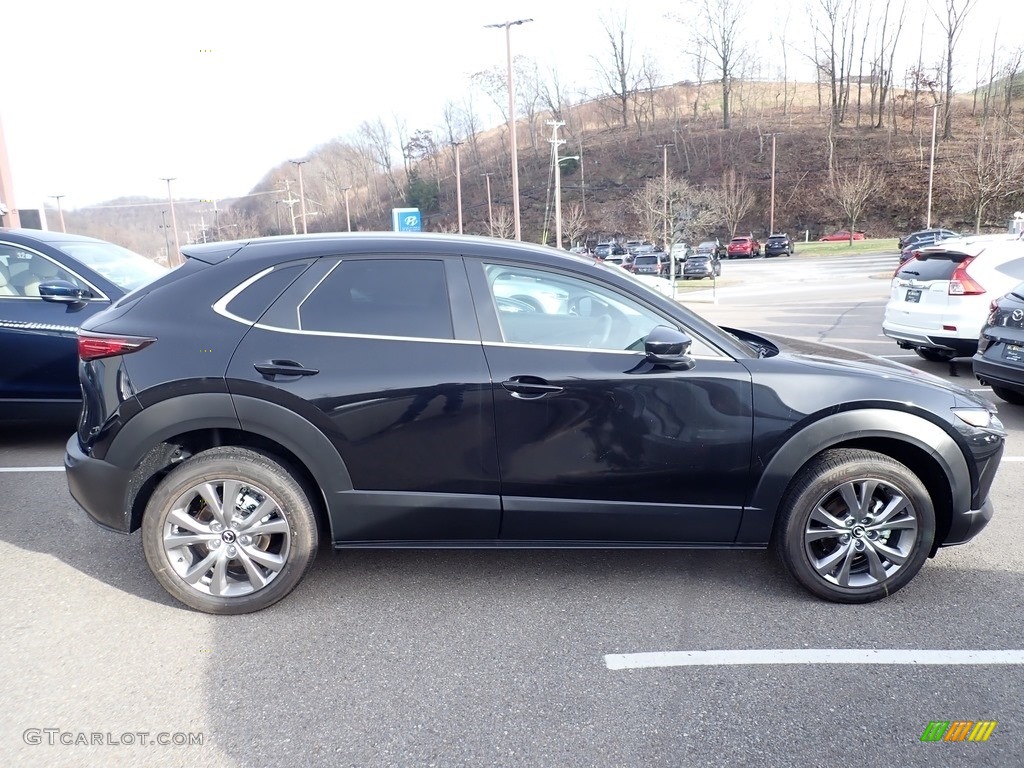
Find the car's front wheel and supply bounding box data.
[141,447,319,615]
[775,449,935,603]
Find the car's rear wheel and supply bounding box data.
[914,347,956,362]
[141,447,318,615]
[774,448,935,603]
[991,385,1024,405]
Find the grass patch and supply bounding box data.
[791,238,899,257]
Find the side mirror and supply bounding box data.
[38,280,88,304]
[645,325,695,370]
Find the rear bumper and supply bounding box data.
[973,353,1024,390]
[881,324,979,355]
[64,435,133,534]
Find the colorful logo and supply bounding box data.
[920,721,997,742]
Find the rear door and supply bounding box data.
[225,254,501,543]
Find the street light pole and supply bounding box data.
[486,18,533,241]
[482,173,494,236]
[161,177,181,265]
[49,195,66,232]
[656,144,672,250]
[289,159,309,234]
[926,102,942,229]
[452,141,463,234]
[341,186,352,232]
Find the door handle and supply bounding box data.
[501,376,563,398]
[253,360,320,379]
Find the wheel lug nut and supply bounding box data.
[867,531,877,540]
[844,517,856,527]
[227,546,236,557]
[854,540,865,551]
[211,540,220,548]
[840,534,850,544]
[240,535,251,545]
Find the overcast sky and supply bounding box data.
[1,0,1010,211]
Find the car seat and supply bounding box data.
[10,257,63,297]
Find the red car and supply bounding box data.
[819,230,866,241]
[726,235,761,258]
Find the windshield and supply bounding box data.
[57,241,168,292]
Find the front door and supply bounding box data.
[470,261,753,544]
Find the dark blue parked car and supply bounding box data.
[0,229,167,421]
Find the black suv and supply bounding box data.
[764,234,794,257]
[65,233,1005,614]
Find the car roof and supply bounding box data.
[0,228,112,246]
[917,233,1024,258]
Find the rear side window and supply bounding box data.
[224,261,311,321]
[896,252,966,282]
[293,259,453,339]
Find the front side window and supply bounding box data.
[485,263,716,354]
[296,258,453,340]
[0,244,90,298]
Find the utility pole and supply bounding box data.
[926,103,942,229]
[341,186,352,232]
[485,18,533,240]
[49,195,67,232]
[289,159,309,234]
[452,141,464,234]
[281,180,299,235]
[547,120,566,250]
[579,125,587,215]
[656,143,673,284]
[159,210,171,262]
[161,177,181,265]
[767,133,783,235]
[482,173,494,236]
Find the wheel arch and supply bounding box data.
[108,393,351,537]
[737,409,967,548]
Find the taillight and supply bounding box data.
[948,257,984,295]
[78,332,156,361]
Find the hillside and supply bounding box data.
[58,77,1024,257]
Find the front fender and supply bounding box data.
[736,409,970,544]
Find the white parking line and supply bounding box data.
[604,649,1024,670]
[0,466,64,472]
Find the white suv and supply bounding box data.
[882,234,1024,361]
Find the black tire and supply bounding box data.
[774,448,935,603]
[914,347,956,362]
[141,447,319,615]
[991,385,1024,405]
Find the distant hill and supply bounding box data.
[53,77,1024,256]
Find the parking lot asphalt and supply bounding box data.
[2,253,1022,767]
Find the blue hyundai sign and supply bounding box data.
[392,208,422,232]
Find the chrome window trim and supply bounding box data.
[0,243,109,302]
[249,322,478,345]
[211,266,276,324]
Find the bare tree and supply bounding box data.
[681,0,745,129]
[828,162,881,242]
[492,205,514,239]
[358,118,400,196]
[594,13,637,129]
[954,134,1024,232]
[719,168,757,238]
[630,178,722,245]
[873,0,907,129]
[564,202,587,248]
[934,0,976,140]
[515,56,544,151]
[1002,45,1024,121]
